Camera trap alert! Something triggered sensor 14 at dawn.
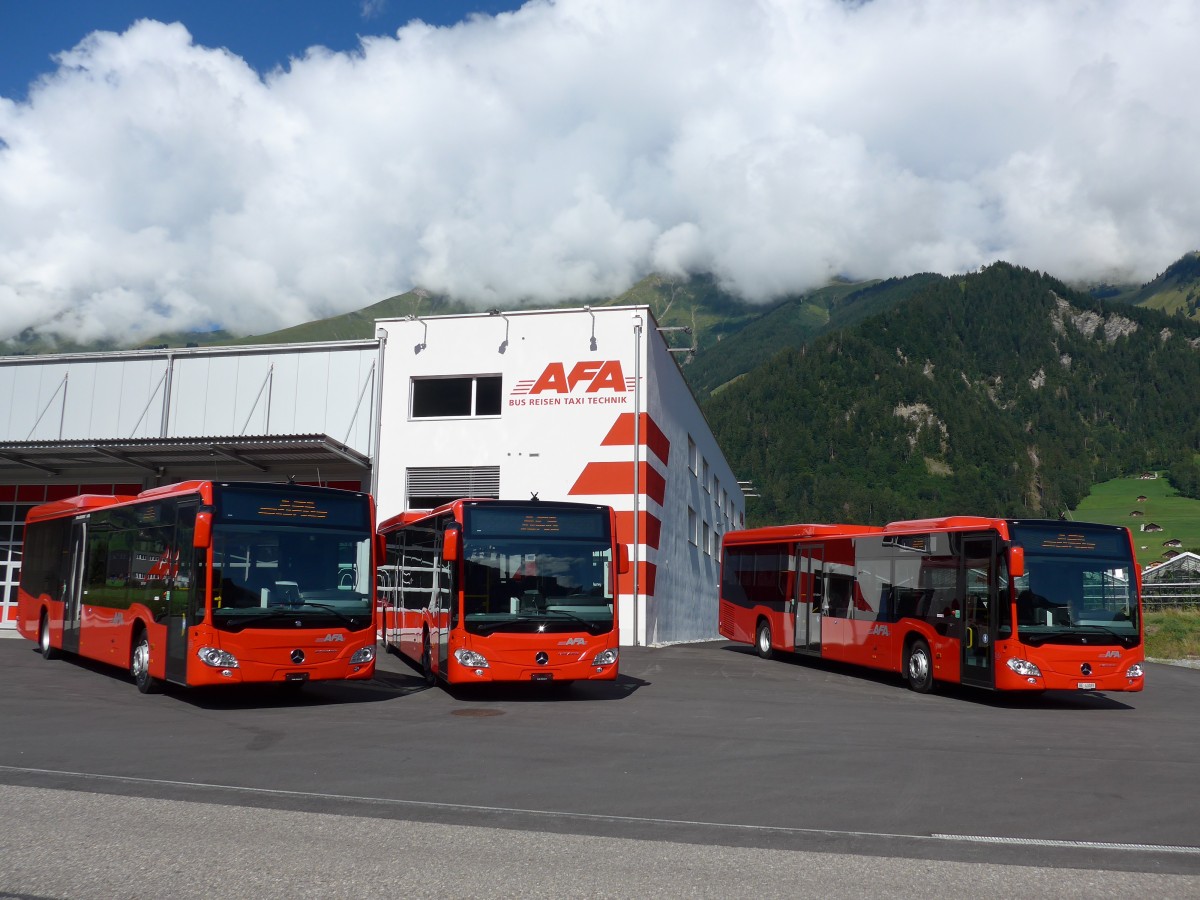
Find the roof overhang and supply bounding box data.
[0,434,371,486]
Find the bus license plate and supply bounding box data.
[531,673,553,682]
[1077,682,1096,690]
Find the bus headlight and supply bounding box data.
[1006,657,1041,678]
[592,648,618,667]
[1125,663,1145,679]
[455,649,490,668]
[197,647,240,668]
[350,645,376,664]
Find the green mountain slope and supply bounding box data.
[685,274,946,397]
[1127,252,1200,321]
[703,262,1200,526]
[224,289,479,345]
[232,273,766,353]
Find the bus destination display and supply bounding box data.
[467,505,607,540]
[1010,521,1127,557]
[217,487,368,528]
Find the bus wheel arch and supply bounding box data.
[130,623,162,694]
[38,610,59,660]
[904,635,934,693]
[755,617,774,660]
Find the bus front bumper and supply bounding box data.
[1000,652,1145,692]
[448,644,619,684]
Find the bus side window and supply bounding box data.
[825,574,852,618]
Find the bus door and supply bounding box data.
[433,530,454,677]
[61,519,87,654]
[164,502,198,684]
[793,545,823,653]
[960,535,997,689]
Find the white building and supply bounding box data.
[0,306,743,645]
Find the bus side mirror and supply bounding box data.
[1009,545,1025,578]
[193,510,213,549]
[617,543,630,574]
[442,528,461,563]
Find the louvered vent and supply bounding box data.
[405,465,501,508]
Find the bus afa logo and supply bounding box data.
[510,360,633,407]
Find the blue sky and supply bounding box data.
[1,1,525,100]
[1,0,1198,346]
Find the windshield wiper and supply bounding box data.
[217,611,312,633]
[295,602,364,629]
[541,608,603,633]
[217,605,364,632]
[1072,623,1136,646]
[474,615,543,635]
[1022,625,1133,648]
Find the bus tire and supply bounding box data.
[421,634,436,686]
[755,619,774,660]
[38,612,59,660]
[131,629,162,694]
[905,638,934,694]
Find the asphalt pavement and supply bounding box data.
[1,633,1198,897]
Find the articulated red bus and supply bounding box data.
[18,481,378,693]
[378,499,624,687]
[719,517,1145,693]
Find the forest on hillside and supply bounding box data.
[701,263,1200,526]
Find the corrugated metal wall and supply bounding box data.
[0,342,380,449]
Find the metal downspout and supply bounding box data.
[632,314,643,646]
[370,328,388,499]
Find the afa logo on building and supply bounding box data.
[510,361,635,407]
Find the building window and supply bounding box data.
[411,375,502,419]
[688,436,698,475]
[688,506,698,546]
[702,458,710,493]
[702,521,711,556]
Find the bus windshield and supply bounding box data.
[461,536,615,636]
[1009,522,1139,648]
[211,526,373,632]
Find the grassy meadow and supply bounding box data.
[1144,608,1200,661]
[1074,474,1200,660]
[1073,473,1200,569]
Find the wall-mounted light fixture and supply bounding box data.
[585,305,598,351]
[406,314,427,353]
[657,325,695,363]
[490,309,510,353]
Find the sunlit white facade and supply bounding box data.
[0,307,743,645]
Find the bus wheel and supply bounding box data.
[421,636,436,686]
[38,613,59,660]
[131,630,162,694]
[905,638,934,694]
[755,620,774,660]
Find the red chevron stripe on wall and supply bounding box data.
[568,461,666,506]
[614,510,661,550]
[600,412,671,465]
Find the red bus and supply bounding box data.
[378,499,624,687]
[18,481,378,693]
[719,517,1145,693]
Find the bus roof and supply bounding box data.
[723,523,884,546]
[882,515,1008,534]
[378,497,610,533]
[25,493,138,523]
[24,480,365,525]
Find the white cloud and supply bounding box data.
[1,0,1198,346]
